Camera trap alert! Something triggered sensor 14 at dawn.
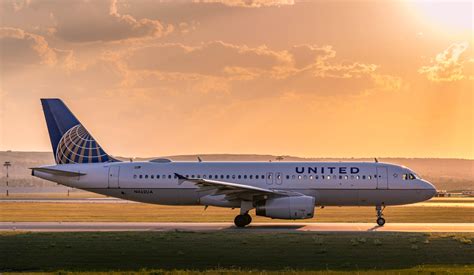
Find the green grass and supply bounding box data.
[0,232,473,272]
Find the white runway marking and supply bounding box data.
[0,222,472,232]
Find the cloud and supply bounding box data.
[116,41,400,97]
[126,41,292,75]
[192,0,295,8]
[43,0,172,43]
[0,27,84,74]
[289,44,336,68]
[418,42,472,82]
[0,27,58,70]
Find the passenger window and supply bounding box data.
[316,175,319,179]
[339,175,342,180]
[226,175,230,179]
[250,175,253,179]
[368,175,371,180]
[168,175,172,179]
[145,175,148,179]
[244,175,247,179]
[356,175,360,180]
[344,175,348,179]
[292,175,296,179]
[362,175,366,179]
[256,175,259,179]
[157,175,160,179]
[139,175,143,179]
[238,175,241,179]
[151,175,154,179]
[133,175,137,179]
[309,175,313,180]
[286,175,290,179]
[328,176,332,180]
[402,174,407,180]
[298,175,302,180]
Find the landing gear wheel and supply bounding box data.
[375,205,386,226]
[243,213,252,226]
[234,215,248,228]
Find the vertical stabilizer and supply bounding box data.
[41,98,118,164]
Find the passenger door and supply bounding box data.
[376,166,388,189]
[108,165,120,188]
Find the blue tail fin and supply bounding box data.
[41,99,118,164]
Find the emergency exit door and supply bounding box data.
[266,172,273,185]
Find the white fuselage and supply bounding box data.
[33,161,436,207]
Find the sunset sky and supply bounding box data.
[0,0,472,159]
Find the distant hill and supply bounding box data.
[0,151,472,191]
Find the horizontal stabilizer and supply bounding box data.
[31,167,86,177]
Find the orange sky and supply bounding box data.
[0,0,473,159]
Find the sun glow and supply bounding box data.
[406,1,473,35]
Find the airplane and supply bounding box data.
[32,98,437,227]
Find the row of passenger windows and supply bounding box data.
[132,174,380,180]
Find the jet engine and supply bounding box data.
[255,195,315,219]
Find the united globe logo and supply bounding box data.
[55,124,110,164]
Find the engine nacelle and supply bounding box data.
[256,195,315,219]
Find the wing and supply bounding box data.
[31,167,86,177]
[174,173,301,201]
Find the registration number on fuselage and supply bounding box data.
[133,189,153,194]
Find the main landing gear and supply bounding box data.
[234,213,252,228]
[376,205,386,226]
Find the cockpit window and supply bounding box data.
[402,173,417,180]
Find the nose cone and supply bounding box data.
[421,180,437,201]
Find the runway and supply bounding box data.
[0,222,472,232]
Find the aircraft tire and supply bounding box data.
[234,215,247,227]
[376,217,386,226]
[243,213,252,226]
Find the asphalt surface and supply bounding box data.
[0,222,472,232]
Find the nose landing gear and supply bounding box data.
[234,213,252,228]
[376,205,386,226]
